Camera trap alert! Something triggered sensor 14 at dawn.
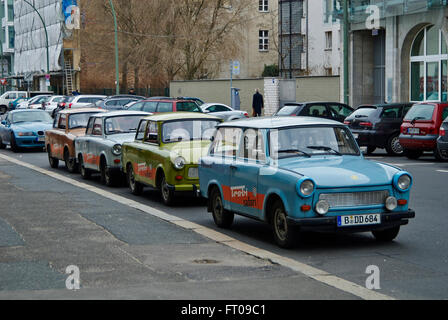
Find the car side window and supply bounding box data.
[58,114,67,129]
[209,105,230,112]
[238,129,266,162]
[143,101,158,113]
[210,127,243,158]
[92,118,103,136]
[78,98,90,103]
[18,93,27,98]
[86,117,95,135]
[329,104,352,117]
[157,102,173,113]
[442,107,448,121]
[306,105,328,117]
[136,120,148,141]
[145,121,158,143]
[381,107,400,119]
[128,102,144,111]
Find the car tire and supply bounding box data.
[64,148,77,173]
[79,154,91,179]
[47,146,59,168]
[0,105,7,115]
[127,164,143,195]
[210,187,234,229]
[160,173,175,206]
[372,226,400,242]
[404,148,423,160]
[434,145,448,162]
[271,200,298,249]
[10,134,19,153]
[385,134,404,156]
[366,146,376,155]
[100,158,115,187]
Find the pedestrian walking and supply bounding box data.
[252,88,264,117]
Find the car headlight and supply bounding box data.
[111,144,122,156]
[393,173,412,192]
[17,132,34,137]
[296,178,315,198]
[173,156,186,170]
[315,200,330,215]
[385,196,398,211]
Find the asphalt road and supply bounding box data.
[0,146,447,300]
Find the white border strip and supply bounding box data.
[0,153,395,300]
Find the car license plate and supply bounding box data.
[337,214,381,227]
[38,136,45,142]
[408,128,420,134]
[188,167,199,179]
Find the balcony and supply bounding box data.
[1,16,12,28]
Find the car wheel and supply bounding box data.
[127,164,143,195]
[0,137,6,149]
[79,154,91,179]
[10,134,19,153]
[100,158,114,186]
[64,149,77,173]
[160,173,175,206]
[404,148,423,160]
[366,146,376,155]
[434,145,448,162]
[210,187,234,228]
[271,200,298,249]
[372,226,400,242]
[0,105,7,114]
[47,146,59,169]
[386,134,404,156]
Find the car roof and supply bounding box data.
[92,111,151,118]
[58,108,107,115]
[218,116,343,129]
[142,112,221,122]
[9,109,48,114]
[357,103,413,108]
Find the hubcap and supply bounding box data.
[391,136,403,154]
[161,178,170,201]
[274,208,288,241]
[213,195,223,219]
[129,168,136,190]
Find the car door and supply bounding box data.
[229,128,266,217]
[137,120,159,186]
[0,113,12,144]
[206,127,243,212]
[85,117,103,170]
[379,106,403,136]
[156,102,173,113]
[127,101,145,111]
[78,117,95,168]
[328,103,354,122]
[142,101,158,113]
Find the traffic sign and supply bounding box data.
[232,60,240,76]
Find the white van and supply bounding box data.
[0,91,28,114]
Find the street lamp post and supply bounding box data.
[109,0,120,95]
[343,0,349,105]
[22,0,50,91]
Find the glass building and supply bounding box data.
[0,0,14,91]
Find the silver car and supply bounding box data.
[200,103,248,121]
[74,111,150,186]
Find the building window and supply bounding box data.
[259,0,269,12]
[259,30,269,51]
[410,26,448,102]
[325,31,332,50]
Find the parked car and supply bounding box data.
[64,95,107,109]
[399,103,448,160]
[8,97,29,111]
[122,112,221,205]
[51,96,71,117]
[436,117,448,161]
[0,110,53,152]
[177,97,205,106]
[106,94,147,100]
[45,108,106,172]
[28,95,53,109]
[344,103,413,156]
[198,117,416,248]
[274,102,354,123]
[42,96,66,115]
[200,103,249,121]
[74,111,150,186]
[126,98,203,114]
[0,91,28,114]
[95,97,142,111]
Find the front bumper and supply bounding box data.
[15,136,46,148]
[166,183,200,197]
[287,210,415,233]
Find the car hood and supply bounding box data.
[12,122,53,132]
[163,140,212,163]
[106,133,137,145]
[278,156,400,188]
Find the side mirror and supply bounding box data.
[203,109,210,113]
[1,120,7,126]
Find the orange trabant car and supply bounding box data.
[45,108,106,172]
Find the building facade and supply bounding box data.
[0,0,14,92]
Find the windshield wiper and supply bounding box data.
[411,117,425,125]
[306,146,342,156]
[277,149,311,158]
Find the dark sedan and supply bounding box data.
[274,102,354,123]
[436,117,448,161]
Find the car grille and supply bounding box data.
[319,190,389,208]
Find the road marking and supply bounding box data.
[0,153,394,300]
[436,170,448,173]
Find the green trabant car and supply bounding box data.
[122,112,221,205]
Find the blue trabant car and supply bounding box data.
[199,117,416,248]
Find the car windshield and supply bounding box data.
[176,102,202,112]
[105,115,146,134]
[276,105,300,116]
[69,113,98,129]
[11,111,53,124]
[404,104,435,121]
[162,120,220,143]
[270,126,360,158]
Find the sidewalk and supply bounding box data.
[0,157,358,299]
